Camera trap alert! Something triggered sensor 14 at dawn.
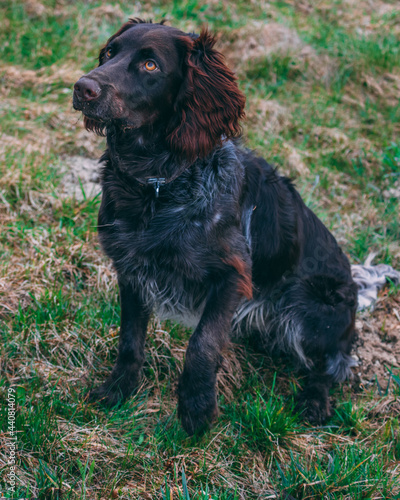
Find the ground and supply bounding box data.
[0,0,400,499]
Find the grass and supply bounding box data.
[0,0,400,498]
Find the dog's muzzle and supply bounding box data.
[73,77,101,104]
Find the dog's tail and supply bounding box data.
[352,253,400,311]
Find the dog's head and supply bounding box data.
[73,19,245,161]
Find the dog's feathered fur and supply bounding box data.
[73,19,358,434]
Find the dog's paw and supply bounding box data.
[177,384,218,436]
[88,372,139,408]
[88,382,124,407]
[296,393,332,425]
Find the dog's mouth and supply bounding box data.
[73,98,99,116]
[73,99,106,123]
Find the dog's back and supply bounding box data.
[235,150,357,420]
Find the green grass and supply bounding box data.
[0,0,399,498]
[1,3,77,68]
[228,390,299,453]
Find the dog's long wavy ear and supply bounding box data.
[167,29,246,162]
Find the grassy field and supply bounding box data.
[1,0,400,498]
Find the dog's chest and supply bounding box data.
[98,185,218,323]
[98,146,245,323]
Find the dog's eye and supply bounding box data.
[144,60,157,71]
[106,48,112,58]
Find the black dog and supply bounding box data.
[73,19,357,435]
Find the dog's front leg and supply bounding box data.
[178,271,242,435]
[89,278,150,407]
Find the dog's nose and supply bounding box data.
[74,77,101,102]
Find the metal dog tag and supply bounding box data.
[147,177,166,197]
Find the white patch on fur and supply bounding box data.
[279,308,310,367]
[326,352,358,382]
[128,270,206,329]
[232,297,311,368]
[213,212,222,224]
[232,297,268,334]
[241,206,254,251]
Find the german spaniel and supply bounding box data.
[73,20,357,435]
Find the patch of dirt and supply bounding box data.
[0,102,103,158]
[59,156,102,200]
[245,99,310,177]
[241,21,302,58]
[24,0,47,17]
[354,293,400,389]
[285,0,400,35]
[91,4,125,22]
[282,143,310,177]
[247,98,290,134]
[312,126,350,146]
[0,132,53,156]
[383,179,400,199]
[222,21,312,67]
[74,129,105,157]
[0,277,31,320]
[0,63,83,89]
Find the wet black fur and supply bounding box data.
[73,20,358,434]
